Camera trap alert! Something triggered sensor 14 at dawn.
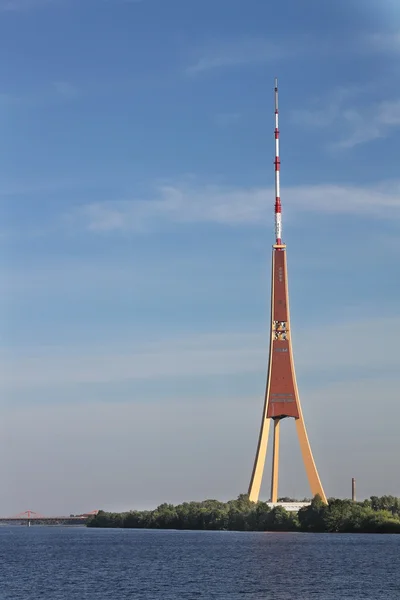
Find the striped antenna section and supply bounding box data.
[274,77,282,245]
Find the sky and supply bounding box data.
[0,0,399,516]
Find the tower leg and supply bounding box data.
[295,417,327,503]
[270,418,281,502]
[248,418,271,502]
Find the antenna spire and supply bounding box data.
[274,77,282,245]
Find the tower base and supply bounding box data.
[248,246,327,504]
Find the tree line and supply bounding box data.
[87,494,400,533]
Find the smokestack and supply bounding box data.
[351,478,356,502]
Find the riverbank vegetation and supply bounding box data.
[87,494,400,533]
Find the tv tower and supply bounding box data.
[248,78,327,504]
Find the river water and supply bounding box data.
[0,526,399,599]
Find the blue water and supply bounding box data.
[0,527,399,599]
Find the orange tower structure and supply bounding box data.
[248,79,327,504]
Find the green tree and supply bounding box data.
[88,494,400,533]
[298,495,326,532]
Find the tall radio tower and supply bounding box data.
[248,78,327,504]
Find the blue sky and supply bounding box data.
[0,0,399,514]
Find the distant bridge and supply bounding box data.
[0,510,99,526]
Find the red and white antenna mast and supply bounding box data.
[274,77,282,245]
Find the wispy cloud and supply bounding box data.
[186,37,285,76]
[363,30,400,54]
[293,87,400,148]
[70,180,400,233]
[1,317,399,390]
[0,176,87,198]
[292,85,365,128]
[186,28,397,77]
[336,99,400,148]
[0,80,79,108]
